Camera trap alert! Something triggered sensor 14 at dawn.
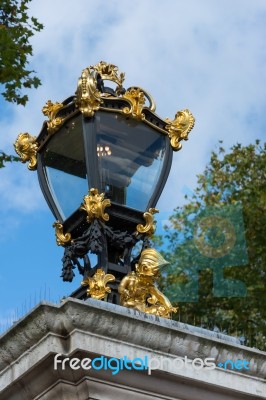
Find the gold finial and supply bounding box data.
[118,248,177,319]
[92,61,125,91]
[165,109,195,151]
[136,208,159,236]
[75,67,103,117]
[53,221,72,246]
[14,132,38,170]
[81,269,115,300]
[80,188,111,223]
[75,62,126,117]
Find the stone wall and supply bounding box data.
[0,298,265,399]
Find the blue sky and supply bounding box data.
[1,0,266,331]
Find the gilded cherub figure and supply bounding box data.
[118,248,177,318]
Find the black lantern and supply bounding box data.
[14,62,195,303]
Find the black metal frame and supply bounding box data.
[37,152,63,222]
[36,96,173,302]
[37,109,173,220]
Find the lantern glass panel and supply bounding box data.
[43,115,88,220]
[96,112,167,210]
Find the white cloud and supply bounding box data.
[1,0,265,328]
[1,0,266,217]
[0,163,45,213]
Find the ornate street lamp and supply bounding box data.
[14,62,195,317]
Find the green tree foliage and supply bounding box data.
[0,150,19,167]
[159,141,266,350]
[0,0,43,167]
[0,0,43,105]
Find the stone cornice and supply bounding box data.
[0,298,265,381]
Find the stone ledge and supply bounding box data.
[0,298,265,375]
[0,298,265,400]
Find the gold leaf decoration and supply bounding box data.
[53,221,72,246]
[42,100,64,134]
[165,109,195,151]
[80,188,111,223]
[14,132,38,170]
[122,87,146,120]
[81,269,115,300]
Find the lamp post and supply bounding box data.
[14,61,195,316]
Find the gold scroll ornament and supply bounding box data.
[165,109,195,151]
[136,208,159,236]
[14,132,38,170]
[42,100,64,135]
[53,221,72,247]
